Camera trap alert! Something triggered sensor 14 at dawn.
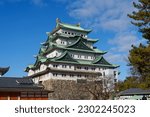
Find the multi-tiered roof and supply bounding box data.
[25,19,118,73]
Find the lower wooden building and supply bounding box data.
[0,67,52,100]
[0,77,52,100]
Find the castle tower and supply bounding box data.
[25,19,119,84]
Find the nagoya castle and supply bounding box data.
[25,19,119,84]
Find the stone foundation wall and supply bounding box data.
[42,79,92,100]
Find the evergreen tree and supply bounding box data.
[125,0,150,89]
[128,44,150,79]
[128,0,150,41]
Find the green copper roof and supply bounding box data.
[39,46,47,54]
[46,51,118,68]
[77,60,92,64]
[49,58,117,68]
[28,64,35,69]
[57,22,92,33]
[86,38,99,42]
[92,56,119,68]
[34,55,47,66]
[52,51,78,63]
[42,35,54,46]
[25,64,35,72]
[93,48,107,54]
[68,37,93,51]
[49,43,106,54]
[43,42,105,55]
[92,56,110,65]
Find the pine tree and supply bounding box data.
[128,44,150,80]
[126,0,150,89]
[128,0,150,41]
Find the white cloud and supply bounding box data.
[108,32,142,53]
[63,0,141,63]
[104,52,124,63]
[68,0,137,32]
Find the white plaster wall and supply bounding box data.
[71,51,95,60]
[105,69,118,79]
[28,70,34,76]
[61,29,87,37]
[32,77,40,84]
[40,64,47,72]
[46,50,57,58]
[56,38,68,45]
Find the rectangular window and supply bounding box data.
[91,68,95,71]
[103,72,105,76]
[78,55,81,58]
[53,73,57,76]
[71,54,74,57]
[84,56,88,59]
[61,41,65,44]
[77,74,81,77]
[114,71,117,77]
[91,56,95,60]
[102,68,106,70]
[70,74,74,77]
[53,65,58,68]
[62,74,66,77]
[77,66,81,69]
[114,79,117,83]
[62,65,67,68]
[85,67,88,70]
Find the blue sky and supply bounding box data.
[0,0,143,80]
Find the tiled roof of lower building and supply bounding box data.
[0,77,51,92]
[118,88,150,96]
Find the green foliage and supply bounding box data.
[121,0,150,90]
[128,0,150,41]
[117,77,139,91]
[128,44,150,79]
[117,76,150,91]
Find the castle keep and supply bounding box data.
[25,19,119,86]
